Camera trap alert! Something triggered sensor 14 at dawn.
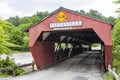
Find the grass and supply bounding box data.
[105,72,113,80]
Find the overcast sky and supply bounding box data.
[0,0,119,19]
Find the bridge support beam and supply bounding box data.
[105,45,112,70]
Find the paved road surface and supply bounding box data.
[0,51,106,80]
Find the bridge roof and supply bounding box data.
[25,7,114,32]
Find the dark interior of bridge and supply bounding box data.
[37,28,105,70]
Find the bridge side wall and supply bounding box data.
[30,41,55,69]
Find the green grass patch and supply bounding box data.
[105,72,113,80]
[91,43,100,47]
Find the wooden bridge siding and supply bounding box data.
[30,41,55,69]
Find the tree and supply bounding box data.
[112,17,120,73]
[87,9,105,19]
[7,16,21,27]
[79,10,86,14]
[35,11,49,19]
[112,0,120,73]
[105,16,116,23]
[113,0,120,13]
[113,18,120,51]
[0,19,18,54]
[113,0,120,52]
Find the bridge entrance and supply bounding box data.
[37,28,105,70]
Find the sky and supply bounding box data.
[0,0,119,19]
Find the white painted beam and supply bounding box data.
[60,36,66,41]
[42,32,51,41]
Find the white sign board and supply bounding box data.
[50,21,82,28]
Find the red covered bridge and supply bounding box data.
[25,7,113,70]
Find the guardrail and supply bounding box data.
[108,65,120,80]
[0,61,35,76]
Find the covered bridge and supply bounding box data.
[25,7,113,70]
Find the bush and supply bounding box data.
[0,56,16,68]
[15,68,25,76]
[0,56,25,77]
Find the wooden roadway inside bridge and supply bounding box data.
[41,50,105,80]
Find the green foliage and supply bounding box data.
[112,18,120,50]
[9,27,23,50]
[113,0,120,13]
[10,27,23,45]
[7,11,49,28]
[0,56,16,68]
[6,11,49,51]
[79,10,86,14]
[21,34,29,51]
[91,43,100,47]
[78,9,116,23]
[112,18,120,47]
[34,11,49,19]
[113,0,120,4]
[8,26,29,51]
[15,68,25,76]
[19,23,32,30]
[112,18,120,73]
[105,72,113,80]
[0,19,19,54]
[105,16,116,23]
[113,57,120,73]
[7,16,21,27]
[0,56,25,77]
[87,9,105,19]
[112,0,120,74]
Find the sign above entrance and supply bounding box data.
[56,11,67,22]
[50,21,82,28]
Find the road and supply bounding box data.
[0,51,106,80]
